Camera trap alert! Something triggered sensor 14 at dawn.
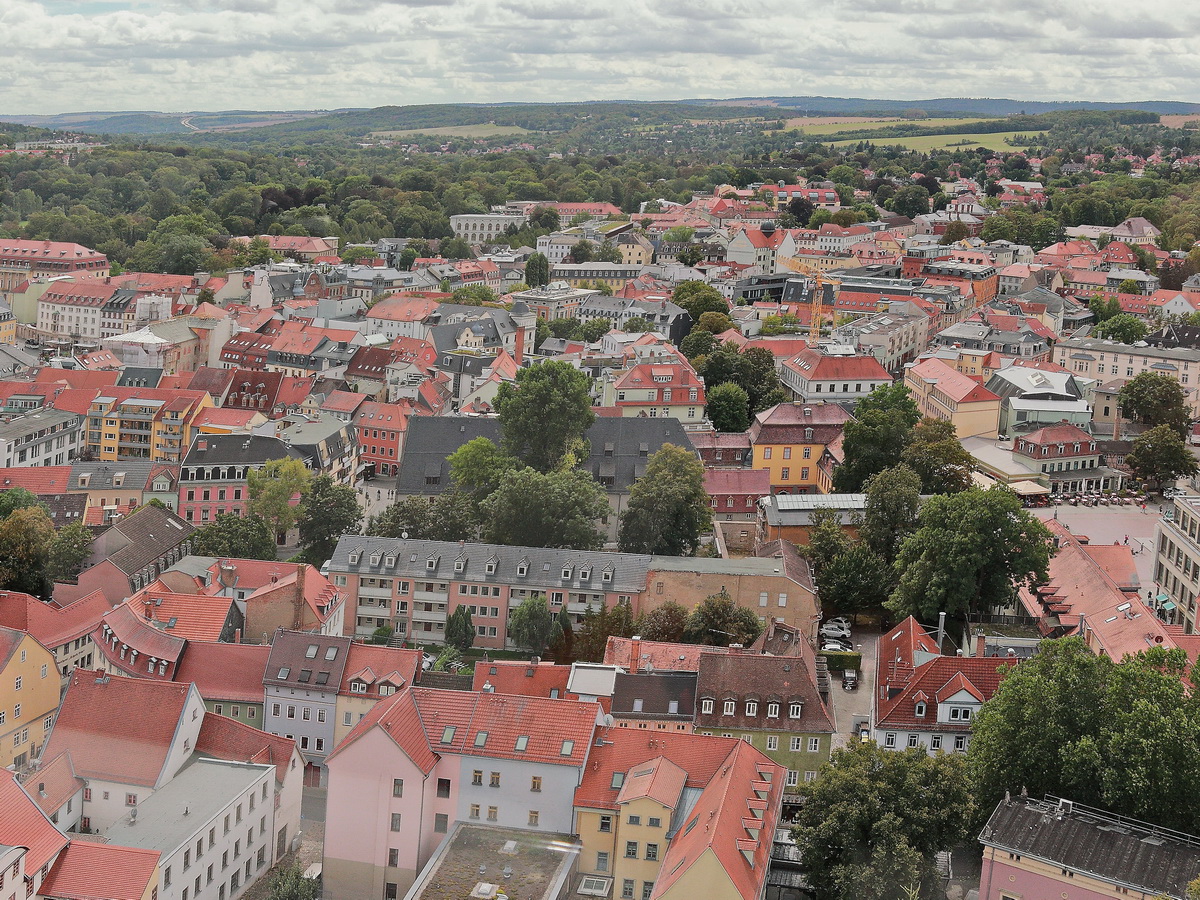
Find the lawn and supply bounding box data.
[369,123,532,139]
[828,130,1037,151]
[793,116,993,136]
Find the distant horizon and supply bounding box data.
[4,0,1199,115]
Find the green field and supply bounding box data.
[828,130,1036,151]
[369,123,533,139]
[796,116,992,136]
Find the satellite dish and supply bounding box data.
[602,714,614,728]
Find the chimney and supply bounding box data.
[630,636,641,673]
[936,611,946,653]
[196,438,208,452]
[144,600,154,621]
[975,633,987,658]
[234,629,241,644]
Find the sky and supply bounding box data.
[3,0,1200,114]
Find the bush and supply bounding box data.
[818,650,863,671]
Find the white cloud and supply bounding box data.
[0,0,1197,114]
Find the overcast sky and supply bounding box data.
[4,0,1200,114]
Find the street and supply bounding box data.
[828,627,878,750]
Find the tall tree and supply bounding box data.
[47,521,94,583]
[705,382,751,433]
[366,497,432,539]
[298,475,363,563]
[634,600,688,643]
[672,281,730,321]
[480,468,608,550]
[447,437,520,502]
[1093,312,1149,344]
[900,418,973,494]
[618,444,711,556]
[0,505,55,597]
[889,486,1053,620]
[496,360,596,473]
[860,464,922,564]
[191,513,280,561]
[1118,372,1191,437]
[791,742,974,900]
[574,602,635,662]
[0,487,47,519]
[969,639,1200,834]
[682,590,762,646]
[524,252,550,287]
[833,409,915,493]
[508,595,562,656]
[445,606,475,652]
[247,458,312,538]
[817,543,892,619]
[1126,424,1200,491]
[805,507,853,575]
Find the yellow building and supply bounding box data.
[748,402,852,494]
[0,303,16,344]
[86,388,212,463]
[618,234,655,267]
[0,626,59,769]
[905,357,1002,439]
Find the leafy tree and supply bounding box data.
[969,638,1200,833]
[939,221,970,244]
[672,281,729,321]
[860,464,922,564]
[266,864,319,900]
[833,409,915,492]
[699,343,786,413]
[618,444,712,556]
[574,602,635,662]
[597,238,622,263]
[525,252,551,287]
[677,245,704,267]
[581,317,612,343]
[706,382,751,433]
[682,590,763,646]
[697,311,734,334]
[445,605,475,652]
[1089,294,1122,323]
[791,742,974,900]
[889,487,1053,620]
[1093,312,1149,343]
[481,467,608,550]
[817,544,892,618]
[624,316,652,333]
[900,418,973,494]
[0,505,55,597]
[433,646,462,671]
[634,600,688,643]
[680,329,717,360]
[0,487,46,519]
[856,382,920,423]
[420,491,481,542]
[447,437,519,502]
[805,507,853,575]
[496,360,596,473]
[451,284,498,306]
[247,458,312,537]
[366,496,434,539]
[369,625,393,645]
[508,595,562,656]
[785,195,815,226]
[1126,425,1200,491]
[47,521,95,583]
[191,513,280,561]
[1118,372,1191,437]
[568,239,595,263]
[298,475,363,564]
[888,185,931,219]
[1118,278,1142,295]
[663,226,696,243]
[440,236,473,260]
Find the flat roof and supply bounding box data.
[405,824,579,900]
[104,758,272,854]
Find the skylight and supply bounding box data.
[277,667,290,679]
[441,726,456,744]
[325,647,338,660]
[560,740,574,756]
[474,732,488,748]
[305,644,318,658]
[514,735,529,751]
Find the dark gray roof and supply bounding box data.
[611,671,697,719]
[394,416,697,497]
[106,504,195,576]
[117,367,163,388]
[329,535,652,594]
[182,434,304,467]
[980,796,1200,898]
[264,629,352,691]
[68,459,158,490]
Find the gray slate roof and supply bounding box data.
[182,434,304,467]
[329,535,653,595]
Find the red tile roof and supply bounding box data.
[0,768,69,874]
[575,727,742,811]
[44,669,193,787]
[0,589,115,649]
[97,603,187,670]
[470,660,573,699]
[604,637,727,673]
[876,655,1015,730]
[174,642,271,703]
[908,357,1000,403]
[784,348,891,383]
[195,712,298,785]
[22,751,85,818]
[126,591,236,642]
[704,468,771,496]
[339,643,422,696]
[615,755,687,808]
[1018,422,1093,446]
[40,841,160,900]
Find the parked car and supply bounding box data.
[819,623,852,640]
[422,653,435,671]
[824,617,851,629]
[842,670,859,691]
[820,638,853,653]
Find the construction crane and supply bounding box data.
[807,272,841,342]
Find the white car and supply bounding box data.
[820,623,852,640]
[820,638,854,653]
[1164,488,1187,498]
[823,617,851,629]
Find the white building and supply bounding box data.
[449,213,527,242]
[0,408,81,467]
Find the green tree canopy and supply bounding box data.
[525,252,550,287]
[451,283,498,306]
[1126,424,1200,490]
[47,521,95,583]
[791,742,974,900]
[191,512,280,561]
[705,382,751,433]
[298,475,363,564]
[574,602,635,662]
[860,463,922,564]
[817,543,893,619]
[366,492,479,542]
[969,638,1200,833]
[633,600,689,643]
[447,437,520,502]
[1119,372,1191,437]
[682,590,763,646]
[1093,312,1149,344]
[247,457,312,536]
[617,444,712,556]
[267,864,319,900]
[480,467,608,550]
[900,418,973,494]
[672,281,730,321]
[445,606,475,652]
[0,505,55,597]
[0,487,47,519]
[508,595,562,656]
[832,408,915,493]
[889,486,1053,620]
[804,507,853,575]
[496,360,597,473]
[624,316,652,334]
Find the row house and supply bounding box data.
[73,503,195,603]
[831,310,931,373]
[178,434,304,526]
[725,225,797,274]
[0,588,109,683]
[36,280,113,339]
[0,626,59,770]
[1053,337,1200,416]
[0,407,81,467]
[601,360,707,425]
[703,468,771,522]
[0,239,108,292]
[1011,422,1122,493]
[85,387,212,462]
[353,400,410,478]
[323,686,600,899]
[904,357,1002,439]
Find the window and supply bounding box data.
[390,812,402,832]
[931,735,942,751]
[648,817,661,828]
[954,735,967,752]
[561,740,574,756]
[781,467,789,480]
[723,699,735,715]
[790,737,803,752]
[487,806,498,822]
[788,702,802,718]
[437,778,451,798]
[622,880,635,900]
[596,852,610,873]
[470,804,480,819]
[14,676,21,691]
[528,810,540,826]
[599,815,613,833]
[949,707,972,721]
[762,447,771,459]
[745,701,758,716]
[126,793,138,807]
[915,701,926,717]
[701,699,713,714]
[490,771,501,788]
[766,735,778,750]
[908,733,920,748]
[808,737,821,752]
[884,733,896,748]
[388,848,399,867]
[434,813,448,833]
[645,844,658,861]
[392,778,403,798]
[766,702,779,718]
[786,770,799,787]
[473,770,483,786]
[531,776,542,792]
[515,735,529,752]
[625,842,638,859]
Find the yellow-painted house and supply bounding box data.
[0,626,59,770]
[748,402,852,495]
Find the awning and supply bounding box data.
[1162,601,1177,611]
[1157,593,1170,603]
[1009,480,1050,496]
[971,472,997,489]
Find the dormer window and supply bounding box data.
[348,550,361,565]
[350,681,367,694]
[325,646,338,661]
[580,567,591,581]
[723,699,736,716]
[305,645,318,659]
[745,701,758,717]
[915,701,926,717]
[427,556,439,571]
[789,702,803,718]
[485,557,498,575]
[517,559,529,577]
[562,566,572,580]
[384,554,395,567]
[602,567,613,583]
[766,702,779,718]
[949,707,972,721]
[701,698,714,714]
[455,556,467,573]
[370,553,381,566]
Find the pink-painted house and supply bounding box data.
[323,686,600,900]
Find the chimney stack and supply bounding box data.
[630,636,641,673]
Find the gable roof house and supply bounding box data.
[74,504,196,604]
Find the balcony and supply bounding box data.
[411,607,446,624]
[357,584,394,600]
[413,589,448,602]
[357,603,392,618]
